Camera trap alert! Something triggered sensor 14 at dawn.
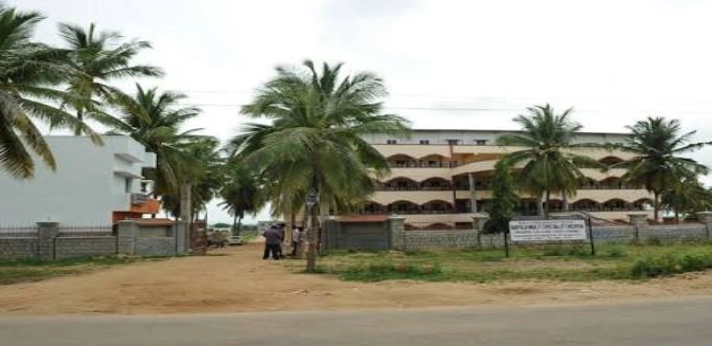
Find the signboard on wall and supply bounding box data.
[509,219,588,242]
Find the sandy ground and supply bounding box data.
[2,242,712,315]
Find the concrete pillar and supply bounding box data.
[471,213,490,232]
[697,211,712,239]
[37,222,59,260]
[468,172,478,213]
[388,215,406,250]
[117,220,139,256]
[628,213,649,241]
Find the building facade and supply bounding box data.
[0,135,159,226]
[359,129,654,230]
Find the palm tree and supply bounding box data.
[0,5,99,179]
[614,117,711,222]
[229,60,410,272]
[58,23,163,134]
[161,137,224,221]
[483,160,519,234]
[662,177,712,223]
[219,162,262,235]
[497,104,604,217]
[105,84,203,198]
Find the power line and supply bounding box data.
[177,103,712,114]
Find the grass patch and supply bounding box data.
[0,255,170,286]
[312,243,712,283]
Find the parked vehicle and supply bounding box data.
[228,236,242,246]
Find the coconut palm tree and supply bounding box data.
[661,177,712,222]
[228,60,410,272]
[614,117,711,222]
[58,22,163,134]
[497,104,604,217]
[105,84,203,198]
[160,137,224,221]
[0,5,99,179]
[219,162,262,235]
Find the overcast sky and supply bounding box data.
[12,0,712,223]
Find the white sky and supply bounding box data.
[11,0,712,224]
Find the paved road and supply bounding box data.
[1,297,711,346]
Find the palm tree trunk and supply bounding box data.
[306,202,320,272]
[236,216,242,236]
[74,109,84,136]
[563,192,569,212]
[544,190,551,218]
[232,214,238,236]
[536,195,544,217]
[306,174,321,272]
[653,192,660,224]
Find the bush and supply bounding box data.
[645,237,663,246]
[630,251,712,278]
[337,262,443,282]
[603,245,628,258]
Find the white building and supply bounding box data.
[0,135,158,226]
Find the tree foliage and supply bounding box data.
[483,160,519,234]
[229,60,410,271]
[496,104,604,217]
[613,117,711,222]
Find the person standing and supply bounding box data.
[291,226,303,256]
[262,223,284,260]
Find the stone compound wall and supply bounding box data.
[54,237,117,260]
[136,237,176,257]
[355,213,712,251]
[0,221,185,260]
[0,238,38,259]
[403,230,480,251]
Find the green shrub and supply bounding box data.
[645,237,663,246]
[338,262,443,282]
[630,251,712,278]
[603,245,628,258]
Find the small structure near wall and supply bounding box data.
[322,215,393,251]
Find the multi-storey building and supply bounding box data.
[359,129,654,230]
[0,135,160,226]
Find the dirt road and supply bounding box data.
[2,242,712,315]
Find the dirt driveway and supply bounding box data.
[2,242,712,315]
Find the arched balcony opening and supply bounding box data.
[418,154,450,168]
[546,199,564,213]
[519,198,539,216]
[381,177,418,191]
[388,200,420,215]
[421,200,454,214]
[602,198,629,211]
[420,177,452,191]
[572,199,601,212]
[360,202,387,215]
[598,177,633,190]
[425,222,454,230]
[600,156,624,166]
[387,154,418,168]
[633,198,654,211]
[579,177,597,190]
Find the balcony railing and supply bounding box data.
[130,193,149,205]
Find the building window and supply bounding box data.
[475,140,487,145]
[419,140,430,145]
[124,178,132,193]
[447,139,460,145]
[386,139,397,144]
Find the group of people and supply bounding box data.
[261,222,305,260]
